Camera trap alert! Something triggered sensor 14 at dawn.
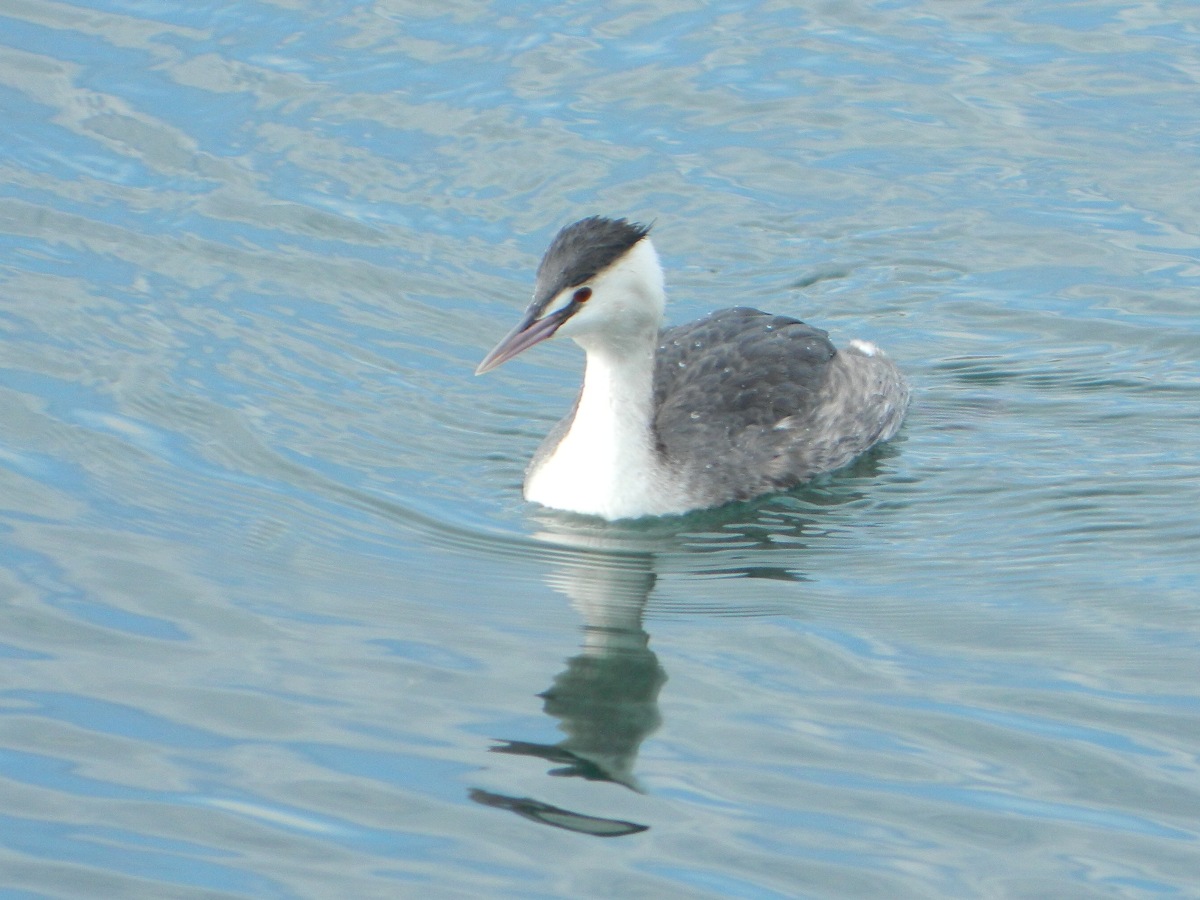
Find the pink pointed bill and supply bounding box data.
[475,307,572,375]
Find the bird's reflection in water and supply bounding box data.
[470,532,665,837]
[468,481,881,836]
[498,551,665,792]
[468,789,648,837]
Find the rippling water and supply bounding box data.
[2,1,1199,897]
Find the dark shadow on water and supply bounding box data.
[468,789,648,837]
[468,458,905,836]
[470,550,663,835]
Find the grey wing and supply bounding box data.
[652,307,839,500]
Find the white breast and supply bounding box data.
[524,344,688,519]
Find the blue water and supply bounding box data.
[2,1,1199,897]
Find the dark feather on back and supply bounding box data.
[652,307,842,500]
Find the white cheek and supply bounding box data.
[540,289,575,318]
[554,300,596,339]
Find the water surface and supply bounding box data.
[1,1,1198,897]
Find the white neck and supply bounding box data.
[525,335,663,519]
[524,238,686,519]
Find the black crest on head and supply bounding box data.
[533,216,650,307]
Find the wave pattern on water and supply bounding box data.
[1,0,1198,897]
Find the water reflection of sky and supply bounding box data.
[1,0,1199,896]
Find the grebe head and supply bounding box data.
[476,216,664,374]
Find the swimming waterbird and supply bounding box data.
[476,217,909,520]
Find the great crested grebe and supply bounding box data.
[477,216,908,520]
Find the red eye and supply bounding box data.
[573,287,592,303]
